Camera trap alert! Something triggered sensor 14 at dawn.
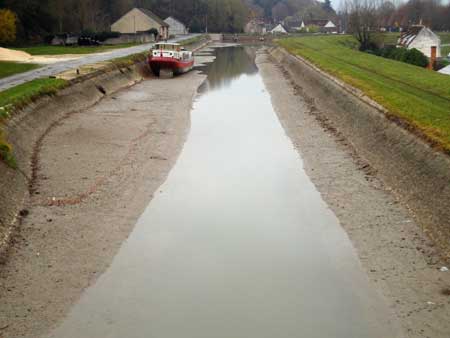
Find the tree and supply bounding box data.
[346,0,378,50]
[323,0,333,12]
[0,9,16,44]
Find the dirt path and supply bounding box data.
[257,49,450,337]
[0,68,209,338]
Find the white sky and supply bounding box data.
[330,0,450,11]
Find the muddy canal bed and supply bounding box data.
[46,47,402,338]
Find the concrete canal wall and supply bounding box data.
[0,62,145,259]
[269,46,450,258]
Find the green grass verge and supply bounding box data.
[0,61,40,79]
[442,45,450,57]
[277,35,450,152]
[179,34,209,47]
[14,43,141,56]
[0,78,68,167]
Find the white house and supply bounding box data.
[111,8,169,39]
[397,25,441,58]
[324,20,337,33]
[271,24,287,34]
[164,16,188,35]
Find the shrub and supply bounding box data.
[404,48,428,67]
[376,46,428,67]
[307,25,320,33]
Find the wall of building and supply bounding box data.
[112,8,167,38]
[104,33,155,45]
[165,17,187,35]
[409,30,441,58]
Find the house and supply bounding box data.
[244,19,266,34]
[111,8,169,39]
[397,25,441,58]
[164,16,188,35]
[271,24,287,34]
[301,19,338,33]
[283,19,303,32]
[323,20,338,33]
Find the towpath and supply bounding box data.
[0,34,199,92]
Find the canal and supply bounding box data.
[47,46,401,338]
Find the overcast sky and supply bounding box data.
[330,0,450,11]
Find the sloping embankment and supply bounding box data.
[0,62,146,258]
[269,47,450,258]
[0,36,211,259]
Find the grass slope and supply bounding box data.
[0,61,40,79]
[0,78,68,167]
[278,35,450,152]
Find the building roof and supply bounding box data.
[398,25,439,47]
[271,24,287,33]
[138,8,169,27]
[164,16,186,27]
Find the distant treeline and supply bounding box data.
[0,0,248,42]
[0,0,336,43]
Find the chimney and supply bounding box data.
[428,46,437,70]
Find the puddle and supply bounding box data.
[48,47,401,338]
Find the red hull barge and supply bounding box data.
[148,43,194,77]
[148,56,194,76]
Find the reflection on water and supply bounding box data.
[47,47,401,338]
[199,46,258,92]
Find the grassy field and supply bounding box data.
[0,78,68,167]
[277,35,450,152]
[442,45,450,57]
[14,42,140,56]
[0,61,40,79]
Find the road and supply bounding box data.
[0,34,199,92]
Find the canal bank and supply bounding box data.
[258,48,450,337]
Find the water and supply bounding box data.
[48,47,400,338]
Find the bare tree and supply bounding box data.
[346,0,379,50]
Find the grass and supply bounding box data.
[0,61,40,79]
[442,46,450,57]
[277,35,450,152]
[179,34,209,47]
[0,78,68,167]
[14,43,140,56]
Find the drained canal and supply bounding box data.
[48,46,401,338]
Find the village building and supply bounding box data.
[111,8,169,39]
[397,25,441,58]
[164,16,188,35]
[244,19,266,34]
[301,19,338,33]
[282,19,303,33]
[270,24,287,34]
